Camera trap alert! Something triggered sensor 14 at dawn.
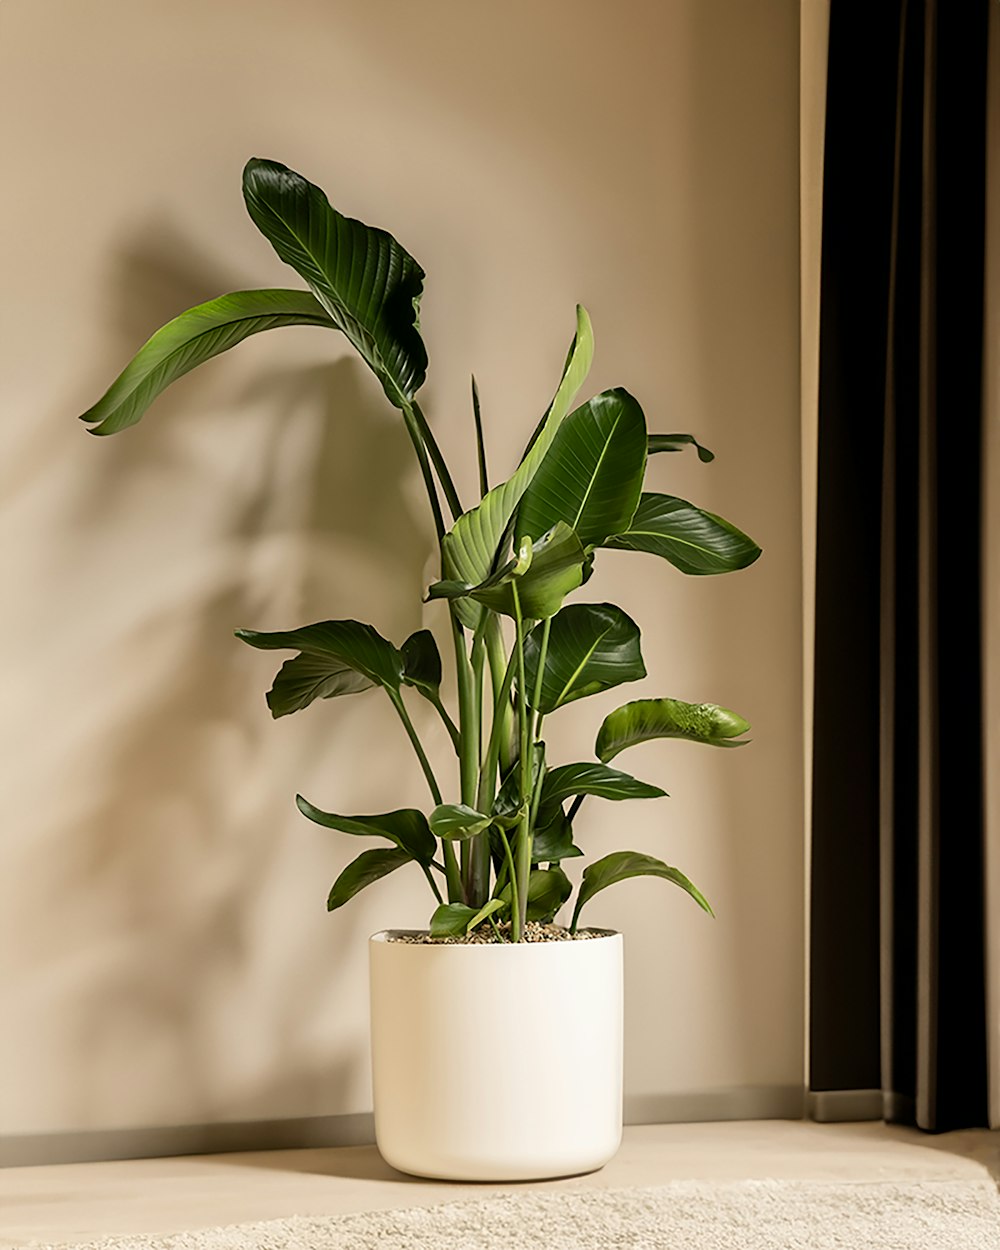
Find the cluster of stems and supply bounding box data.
[391,396,545,942]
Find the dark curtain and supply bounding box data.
[810,0,991,1131]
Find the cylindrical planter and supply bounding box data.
[369,928,623,1182]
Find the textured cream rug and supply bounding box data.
[40,1179,1000,1250]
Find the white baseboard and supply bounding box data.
[0,1086,806,1168]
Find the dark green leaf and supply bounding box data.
[531,807,583,863]
[260,651,373,717]
[523,602,645,713]
[328,846,413,912]
[429,898,507,938]
[570,851,713,930]
[296,797,436,864]
[472,375,489,497]
[79,289,334,436]
[429,804,492,840]
[516,389,647,548]
[492,743,545,824]
[235,621,403,716]
[647,434,714,462]
[401,629,442,698]
[499,865,573,922]
[541,762,666,806]
[605,493,761,575]
[243,158,427,409]
[441,306,593,627]
[596,697,751,763]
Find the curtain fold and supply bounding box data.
[809,0,992,1132]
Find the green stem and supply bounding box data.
[410,400,463,522]
[529,724,546,830]
[427,692,460,754]
[485,617,515,775]
[461,618,490,905]
[399,405,445,542]
[477,639,518,813]
[420,864,444,906]
[494,823,519,925]
[511,585,532,941]
[441,841,464,904]
[529,618,551,739]
[390,691,442,805]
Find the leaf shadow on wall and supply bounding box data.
[50,224,435,1132]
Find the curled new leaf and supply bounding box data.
[570,851,713,932]
[596,697,751,762]
[429,522,591,621]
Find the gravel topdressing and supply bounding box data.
[387,922,605,945]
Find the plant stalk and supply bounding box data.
[511,585,532,940]
[389,692,442,806]
[410,400,463,522]
[484,616,515,775]
[477,635,518,814]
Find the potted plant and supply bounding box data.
[79,158,760,1182]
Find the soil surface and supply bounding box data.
[387,922,604,945]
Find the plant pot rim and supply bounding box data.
[370,927,620,947]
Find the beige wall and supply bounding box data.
[0,0,803,1140]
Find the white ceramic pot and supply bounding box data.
[369,928,623,1181]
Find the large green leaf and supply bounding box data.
[243,158,427,409]
[235,621,404,718]
[401,630,442,698]
[296,797,436,864]
[570,851,713,931]
[647,433,714,462]
[430,522,591,621]
[441,306,594,627]
[327,846,413,912]
[516,389,647,547]
[499,865,572,922]
[541,762,666,806]
[605,493,761,575]
[596,697,751,762]
[79,289,334,436]
[523,602,645,713]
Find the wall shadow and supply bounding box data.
[48,220,437,1133]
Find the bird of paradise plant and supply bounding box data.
[80,158,760,942]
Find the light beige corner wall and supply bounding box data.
[0,0,803,1144]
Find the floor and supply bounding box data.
[2,1121,997,1247]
